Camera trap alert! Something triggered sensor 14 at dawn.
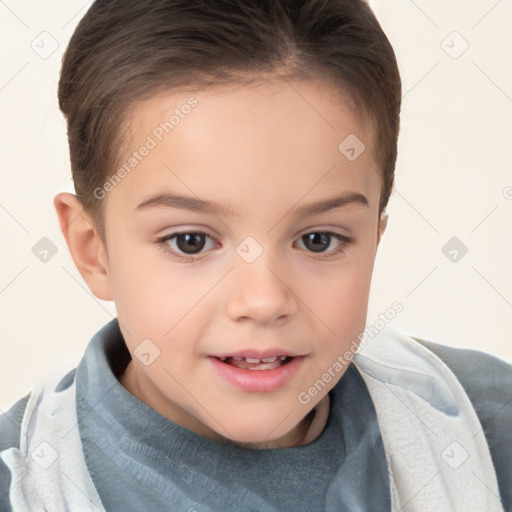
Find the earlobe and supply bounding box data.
[377,211,389,246]
[54,192,113,301]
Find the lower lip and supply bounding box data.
[208,356,304,392]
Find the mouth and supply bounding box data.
[216,355,294,371]
[208,353,304,392]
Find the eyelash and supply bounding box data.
[157,230,354,262]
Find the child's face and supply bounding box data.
[97,78,386,447]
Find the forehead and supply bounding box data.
[109,78,380,216]
[128,77,374,154]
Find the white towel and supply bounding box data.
[354,326,503,512]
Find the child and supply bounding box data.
[1,0,511,510]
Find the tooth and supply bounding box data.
[262,356,277,363]
[245,357,261,364]
[219,357,227,361]
[280,356,287,361]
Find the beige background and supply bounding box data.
[1,0,511,410]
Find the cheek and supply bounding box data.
[310,257,374,345]
[107,241,217,353]
[323,281,370,334]
[105,237,173,333]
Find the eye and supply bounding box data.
[159,231,218,258]
[295,231,353,257]
[157,230,352,261]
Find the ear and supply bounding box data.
[54,192,113,301]
[377,210,388,246]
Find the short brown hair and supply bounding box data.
[58,0,402,241]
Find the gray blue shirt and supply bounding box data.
[1,319,511,511]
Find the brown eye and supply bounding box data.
[301,232,332,253]
[174,233,207,254]
[158,230,219,261]
[295,231,353,258]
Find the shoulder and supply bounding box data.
[0,368,77,510]
[0,394,30,448]
[0,368,78,440]
[0,394,29,452]
[412,336,512,400]
[0,368,77,449]
[413,336,512,512]
[0,394,30,512]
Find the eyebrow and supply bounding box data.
[135,191,369,218]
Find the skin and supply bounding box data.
[55,77,388,450]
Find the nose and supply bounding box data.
[225,256,299,325]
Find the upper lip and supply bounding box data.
[210,349,300,359]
